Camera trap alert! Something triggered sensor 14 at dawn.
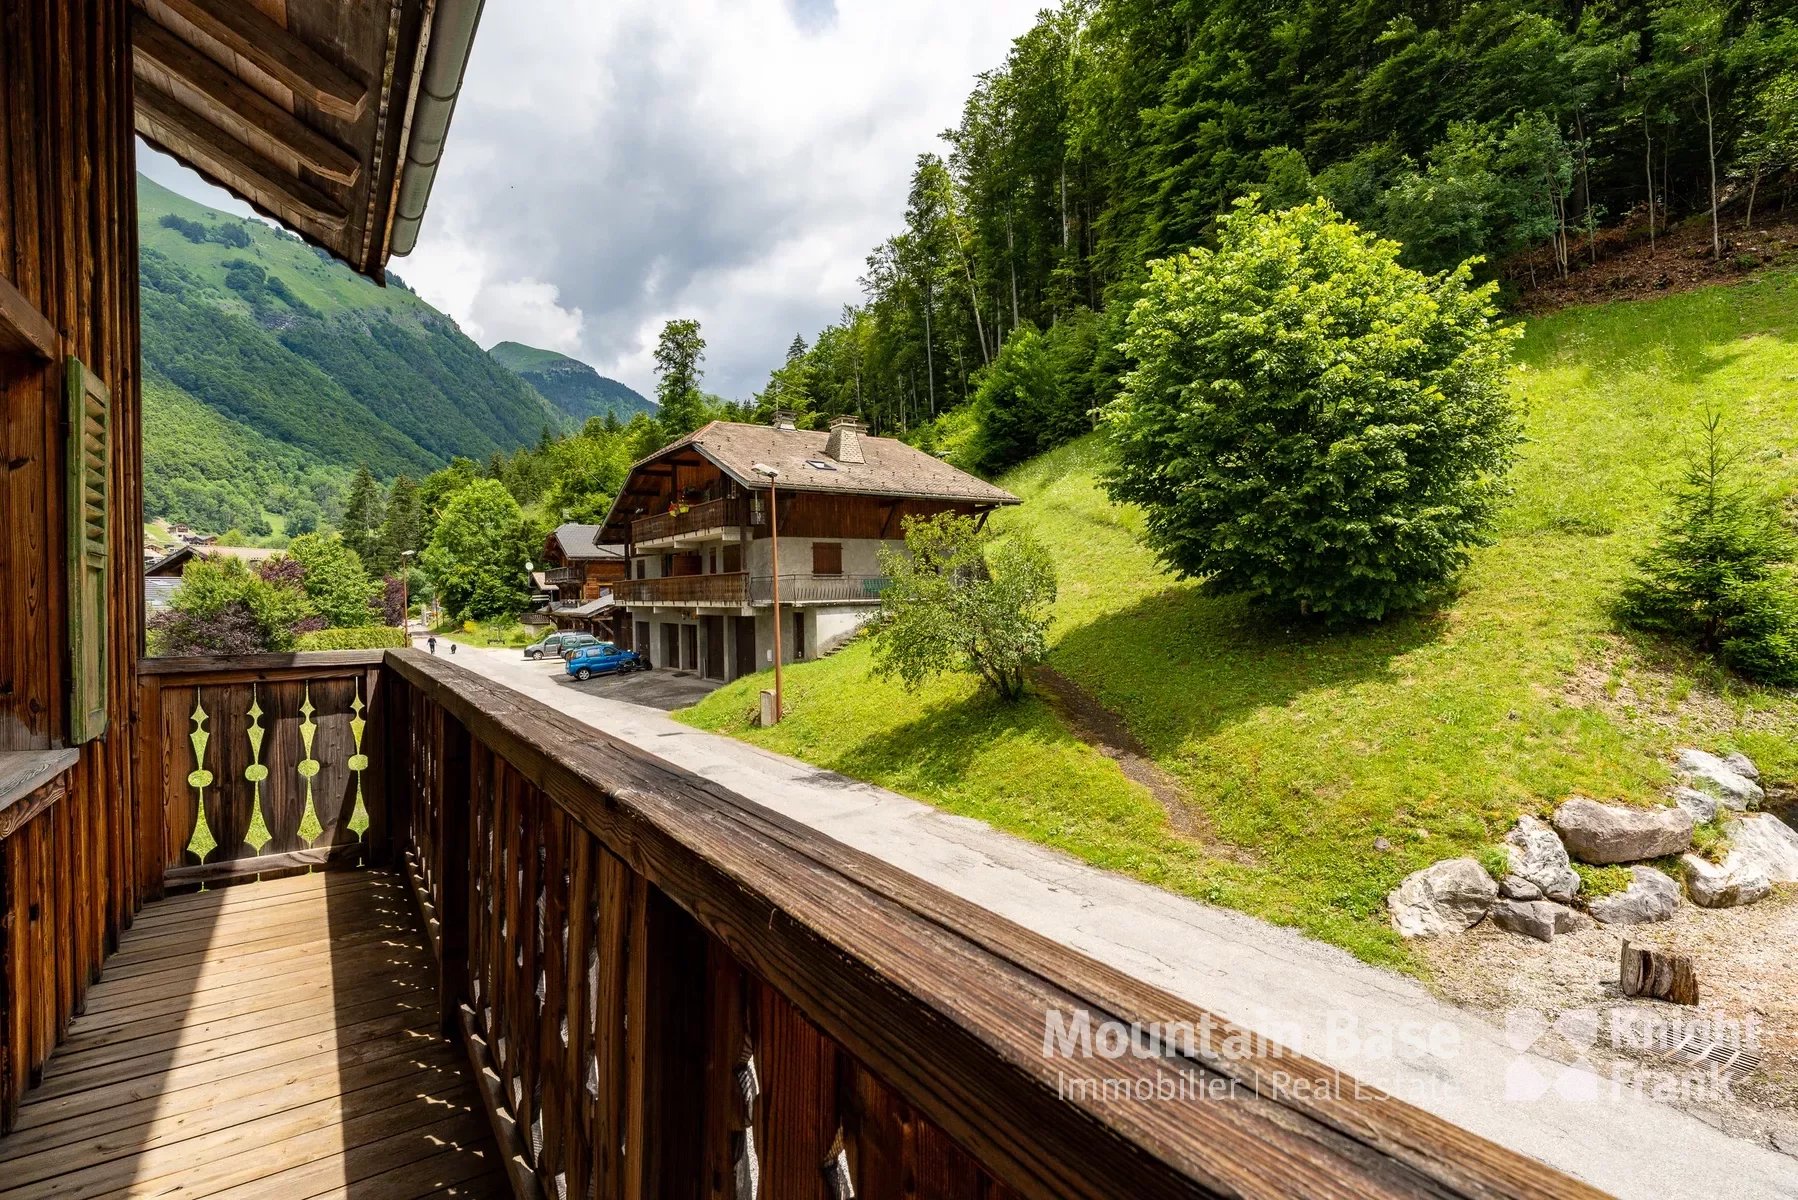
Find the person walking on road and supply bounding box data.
[427,636,437,655]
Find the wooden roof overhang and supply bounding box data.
[598,447,725,543]
[130,0,483,281]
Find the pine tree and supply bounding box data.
[1618,412,1798,684]
[372,474,423,576]
[653,319,708,435]
[339,465,384,563]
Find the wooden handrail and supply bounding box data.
[380,648,1594,1200]
[139,649,390,677]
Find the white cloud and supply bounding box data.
[402,0,1042,397]
[136,0,1042,400]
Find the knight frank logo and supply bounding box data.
[1502,1006,1763,1105]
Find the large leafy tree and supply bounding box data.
[870,513,1058,702]
[1103,200,1521,623]
[422,479,531,621]
[286,532,380,627]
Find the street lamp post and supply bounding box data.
[752,462,782,723]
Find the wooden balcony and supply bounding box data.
[611,570,750,607]
[0,649,1594,1200]
[751,572,889,605]
[628,496,748,547]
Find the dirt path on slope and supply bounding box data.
[1031,666,1255,864]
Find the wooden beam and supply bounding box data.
[134,79,348,231]
[132,17,361,187]
[152,0,368,123]
[0,273,58,360]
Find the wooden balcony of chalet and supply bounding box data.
[0,648,1600,1200]
[628,496,752,548]
[612,570,751,608]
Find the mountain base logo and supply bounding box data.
[1503,1006,1763,1105]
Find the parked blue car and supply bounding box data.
[564,642,646,681]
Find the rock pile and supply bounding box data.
[1387,747,1790,941]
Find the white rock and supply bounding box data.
[1504,814,1580,902]
[1675,748,1765,810]
[1722,751,1760,781]
[1587,866,1681,925]
[1724,813,1798,884]
[1682,852,1772,908]
[1500,874,1543,900]
[1553,797,1694,864]
[1490,898,1585,942]
[1388,858,1497,938]
[1672,786,1719,824]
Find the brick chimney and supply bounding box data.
[824,415,867,464]
[771,409,797,431]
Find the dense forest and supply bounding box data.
[753,0,1798,470]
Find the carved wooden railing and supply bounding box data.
[612,570,750,607]
[629,495,745,545]
[138,652,391,890]
[381,649,1594,1200]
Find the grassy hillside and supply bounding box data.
[490,341,655,424]
[137,176,566,531]
[681,270,1798,970]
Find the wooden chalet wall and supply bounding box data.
[758,490,994,542]
[0,0,145,1129]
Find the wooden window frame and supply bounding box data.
[811,541,843,577]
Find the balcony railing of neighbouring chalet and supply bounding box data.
[751,572,889,604]
[611,570,750,607]
[629,495,749,545]
[540,565,582,587]
[109,648,1599,1200]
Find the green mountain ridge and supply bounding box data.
[489,340,654,424]
[137,175,571,534]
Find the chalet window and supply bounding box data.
[723,544,743,573]
[65,358,110,744]
[811,542,843,577]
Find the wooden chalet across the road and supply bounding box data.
[598,415,1020,679]
[0,2,1599,1197]
[535,523,629,641]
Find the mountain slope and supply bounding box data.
[489,341,654,424]
[138,175,567,529]
[683,269,1798,969]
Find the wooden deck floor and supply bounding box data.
[0,869,508,1200]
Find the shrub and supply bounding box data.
[870,513,1057,702]
[295,626,407,651]
[1102,198,1522,623]
[971,322,1086,474]
[1572,863,1630,899]
[1616,412,1798,686]
[147,557,315,655]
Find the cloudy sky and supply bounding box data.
[140,0,1041,401]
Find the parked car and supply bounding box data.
[524,631,598,660]
[564,642,646,681]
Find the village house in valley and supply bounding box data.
[533,523,628,639]
[598,414,1017,680]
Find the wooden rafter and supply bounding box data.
[135,78,348,231]
[133,17,361,187]
[151,0,369,124]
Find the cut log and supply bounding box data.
[1619,940,1699,1005]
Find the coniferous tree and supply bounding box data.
[1618,412,1798,684]
[339,464,384,562]
[653,319,708,435]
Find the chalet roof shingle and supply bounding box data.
[633,422,1019,506]
[551,524,625,560]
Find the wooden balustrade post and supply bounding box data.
[438,714,472,1040]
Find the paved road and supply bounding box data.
[442,641,1798,1200]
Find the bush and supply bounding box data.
[295,626,407,651]
[870,513,1057,702]
[1102,199,1522,622]
[147,557,315,656]
[1616,412,1798,686]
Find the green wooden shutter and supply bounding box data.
[66,357,110,744]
